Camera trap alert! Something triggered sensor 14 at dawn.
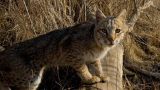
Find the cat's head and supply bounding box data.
[94,9,128,48]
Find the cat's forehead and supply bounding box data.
[98,16,124,28]
[101,16,115,24]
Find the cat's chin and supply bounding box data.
[105,44,113,47]
[101,44,114,49]
[105,42,115,47]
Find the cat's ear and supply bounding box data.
[96,9,106,23]
[116,9,127,23]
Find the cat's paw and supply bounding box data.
[100,76,110,83]
[82,76,101,84]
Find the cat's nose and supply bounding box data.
[109,40,114,45]
[111,34,116,41]
[108,38,114,45]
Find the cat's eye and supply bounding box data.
[100,29,106,33]
[115,29,121,33]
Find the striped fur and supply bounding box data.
[0,10,127,90]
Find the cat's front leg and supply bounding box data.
[72,64,101,84]
[90,60,109,82]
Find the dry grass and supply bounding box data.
[0,0,160,89]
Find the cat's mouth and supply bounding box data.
[106,39,114,46]
[109,41,114,45]
[106,36,115,46]
[107,39,120,47]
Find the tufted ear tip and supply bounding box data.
[96,9,106,23]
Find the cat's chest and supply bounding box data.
[83,48,110,62]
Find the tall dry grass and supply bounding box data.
[0,0,160,89]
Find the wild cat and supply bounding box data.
[0,9,128,90]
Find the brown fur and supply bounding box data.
[0,9,128,90]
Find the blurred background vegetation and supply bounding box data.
[0,0,160,89]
